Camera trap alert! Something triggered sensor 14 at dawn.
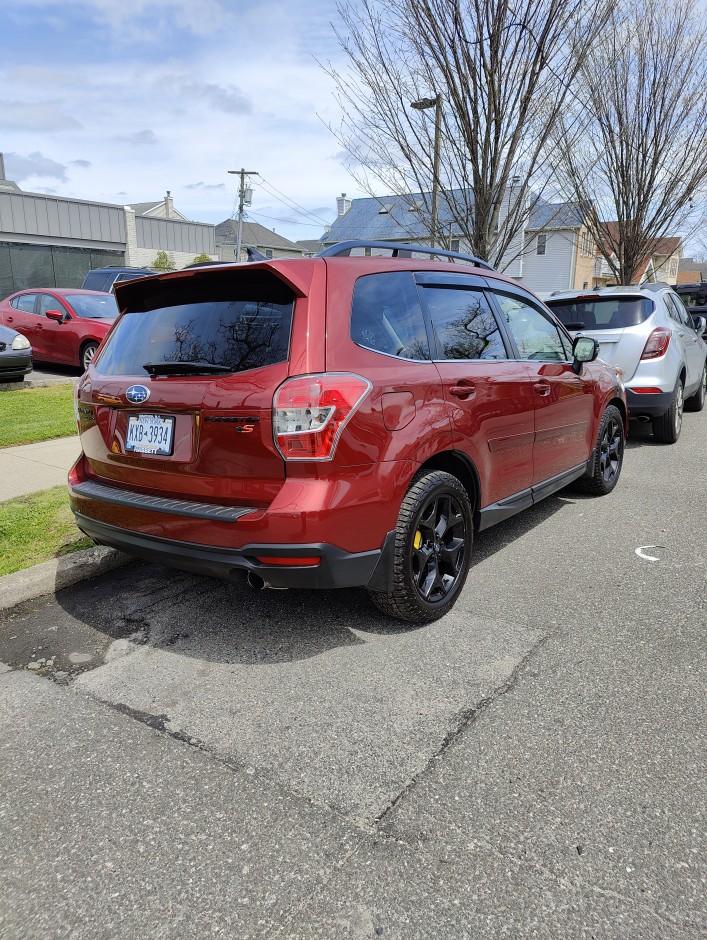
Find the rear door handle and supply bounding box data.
[449,382,476,399]
[534,382,551,396]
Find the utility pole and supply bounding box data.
[228,169,258,261]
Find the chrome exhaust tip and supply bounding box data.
[247,571,267,590]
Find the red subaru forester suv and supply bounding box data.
[69,241,627,623]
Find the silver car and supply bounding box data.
[546,285,707,444]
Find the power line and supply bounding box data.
[256,175,332,227]
[246,210,327,229]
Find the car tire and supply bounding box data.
[367,470,473,624]
[574,404,624,496]
[684,364,706,413]
[81,341,99,371]
[652,378,684,443]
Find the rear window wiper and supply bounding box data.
[143,360,232,376]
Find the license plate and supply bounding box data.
[126,414,175,455]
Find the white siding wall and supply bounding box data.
[516,230,577,293]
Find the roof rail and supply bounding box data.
[316,240,494,271]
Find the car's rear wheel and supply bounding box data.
[652,378,684,444]
[368,470,473,624]
[684,364,706,413]
[575,404,624,496]
[81,341,99,371]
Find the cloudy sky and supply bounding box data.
[0,0,366,242]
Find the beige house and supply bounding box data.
[593,226,682,286]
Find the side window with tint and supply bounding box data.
[13,294,38,314]
[38,295,64,318]
[494,293,567,361]
[421,287,507,360]
[350,271,430,360]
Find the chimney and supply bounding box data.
[336,192,351,217]
[165,190,173,219]
[0,153,5,180]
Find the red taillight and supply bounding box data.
[273,372,371,461]
[632,387,663,394]
[640,328,671,360]
[254,556,321,567]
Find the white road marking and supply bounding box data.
[635,545,666,562]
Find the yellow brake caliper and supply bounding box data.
[413,530,423,550]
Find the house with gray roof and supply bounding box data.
[215,219,304,261]
[323,190,596,293]
[509,198,597,294]
[323,192,464,250]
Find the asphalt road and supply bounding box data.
[0,417,705,939]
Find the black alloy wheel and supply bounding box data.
[368,470,473,623]
[575,404,624,496]
[598,413,623,487]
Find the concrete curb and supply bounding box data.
[0,546,134,614]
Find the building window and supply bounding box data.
[450,239,460,251]
[580,231,593,256]
[536,234,547,256]
[265,249,273,259]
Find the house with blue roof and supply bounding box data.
[322,191,597,294]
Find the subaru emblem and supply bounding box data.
[126,384,150,404]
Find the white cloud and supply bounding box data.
[4,152,69,182]
[0,1,365,241]
[0,101,82,132]
[115,130,159,146]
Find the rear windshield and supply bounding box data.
[676,288,707,308]
[96,271,295,376]
[546,296,653,330]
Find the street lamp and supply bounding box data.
[228,168,259,261]
[410,93,442,248]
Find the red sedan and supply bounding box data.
[0,288,118,371]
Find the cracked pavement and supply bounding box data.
[0,419,705,938]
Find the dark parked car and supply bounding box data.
[69,240,627,623]
[81,266,156,293]
[0,289,118,371]
[673,282,707,339]
[0,323,32,382]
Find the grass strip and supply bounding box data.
[0,486,92,576]
[0,384,76,447]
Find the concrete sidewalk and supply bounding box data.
[0,436,80,502]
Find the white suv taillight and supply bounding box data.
[273,373,372,460]
[640,327,671,360]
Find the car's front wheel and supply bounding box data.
[368,470,473,624]
[575,404,624,496]
[652,378,684,444]
[81,341,99,371]
[685,364,706,413]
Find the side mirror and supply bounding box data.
[45,309,66,323]
[692,315,706,335]
[572,335,599,374]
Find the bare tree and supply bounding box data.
[325,0,613,267]
[554,0,707,285]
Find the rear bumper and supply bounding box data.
[625,387,673,417]
[72,511,396,591]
